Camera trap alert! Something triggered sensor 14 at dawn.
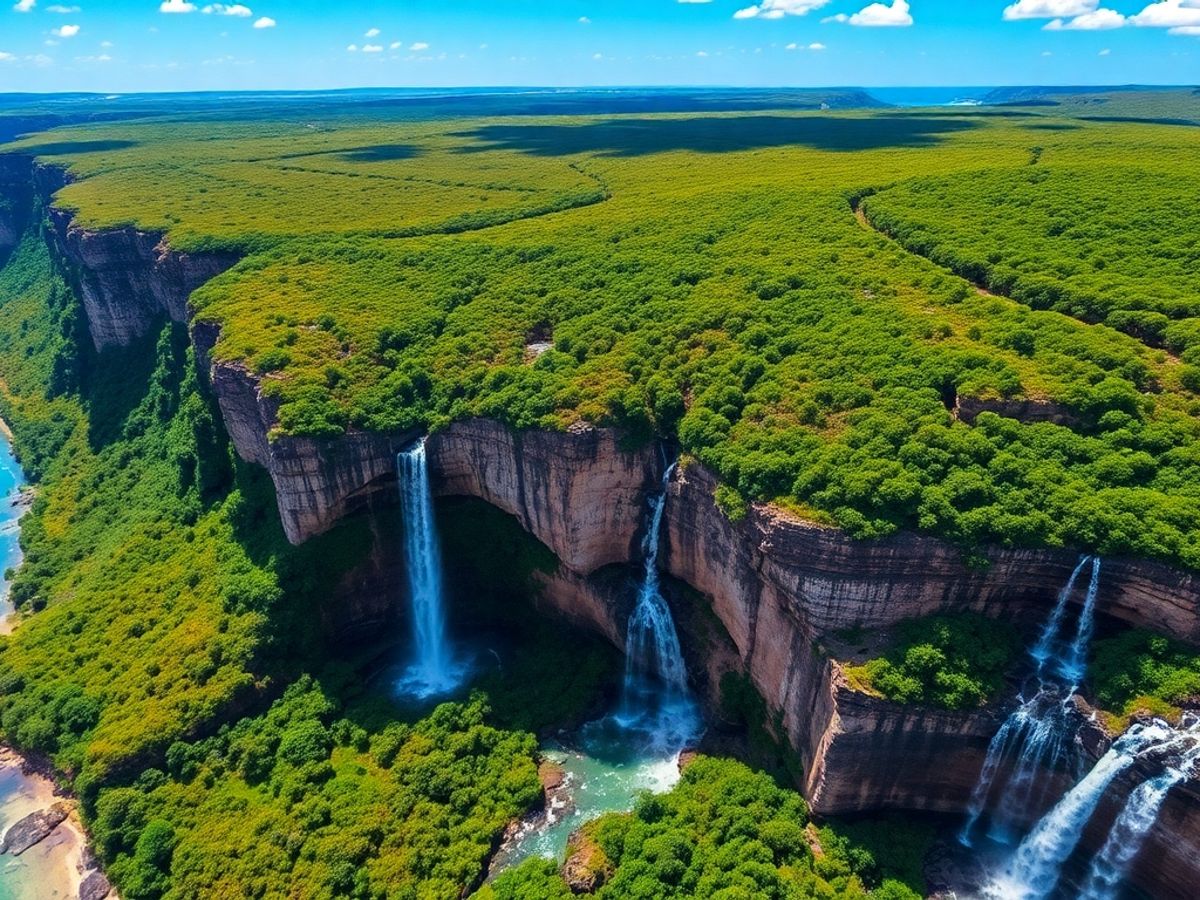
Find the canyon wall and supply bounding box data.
[9,160,1200,900]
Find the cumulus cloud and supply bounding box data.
[409,41,429,50]
[1099,46,1111,52]
[160,0,196,12]
[809,40,827,48]
[579,15,591,23]
[844,0,912,25]
[47,4,80,11]
[1170,23,1200,33]
[1130,0,1200,28]
[0,51,15,61]
[389,41,402,49]
[53,24,80,37]
[252,15,274,28]
[785,40,827,49]
[1044,8,1126,28]
[364,27,380,37]
[203,4,253,15]
[346,43,357,51]
[361,43,382,52]
[13,0,35,11]
[733,0,830,21]
[1003,0,1098,19]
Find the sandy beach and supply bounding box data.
[0,748,87,900]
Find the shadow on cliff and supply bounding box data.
[452,115,982,157]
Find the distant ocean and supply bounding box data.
[867,87,993,108]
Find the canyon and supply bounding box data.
[5,151,1200,898]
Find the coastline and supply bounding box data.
[0,415,25,636]
[0,746,89,900]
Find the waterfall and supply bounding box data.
[960,557,1101,845]
[617,462,699,751]
[624,463,689,694]
[984,719,1193,900]
[395,438,459,697]
[1079,716,1200,900]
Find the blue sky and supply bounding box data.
[0,0,1196,92]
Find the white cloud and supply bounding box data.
[252,15,274,28]
[203,4,253,16]
[1130,0,1200,28]
[409,41,429,50]
[13,0,35,11]
[47,4,80,11]
[0,51,14,61]
[1044,8,1126,28]
[845,0,912,26]
[361,43,382,52]
[100,40,113,47]
[1170,23,1200,32]
[579,15,591,23]
[53,23,80,37]
[1042,48,1054,54]
[733,0,830,20]
[346,43,357,51]
[75,53,112,62]
[592,51,603,59]
[696,49,709,55]
[1003,0,1098,19]
[809,40,826,48]
[389,41,401,49]
[786,40,827,49]
[364,27,380,37]
[1099,46,1111,52]
[160,0,196,12]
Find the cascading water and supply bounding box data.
[984,718,1200,900]
[614,462,700,753]
[960,556,1101,845]
[1078,715,1200,900]
[395,438,462,698]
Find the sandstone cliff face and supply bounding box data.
[26,162,239,351]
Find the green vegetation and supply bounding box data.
[1091,629,1200,727]
[0,212,602,898]
[9,104,1200,568]
[844,614,1021,709]
[480,757,927,899]
[94,679,540,899]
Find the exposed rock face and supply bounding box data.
[80,870,114,900]
[0,801,68,856]
[21,162,240,351]
[955,395,1078,427]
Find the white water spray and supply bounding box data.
[395,439,461,698]
[1078,716,1200,900]
[960,557,1101,845]
[618,462,699,752]
[985,719,1194,900]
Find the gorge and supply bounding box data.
[2,96,1200,900]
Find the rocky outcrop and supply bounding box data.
[0,801,69,855]
[19,162,240,351]
[955,395,1078,427]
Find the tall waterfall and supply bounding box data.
[617,462,699,751]
[960,557,1101,845]
[1078,715,1200,900]
[984,718,1200,900]
[396,439,459,698]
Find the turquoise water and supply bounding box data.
[489,718,684,874]
[0,431,23,627]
